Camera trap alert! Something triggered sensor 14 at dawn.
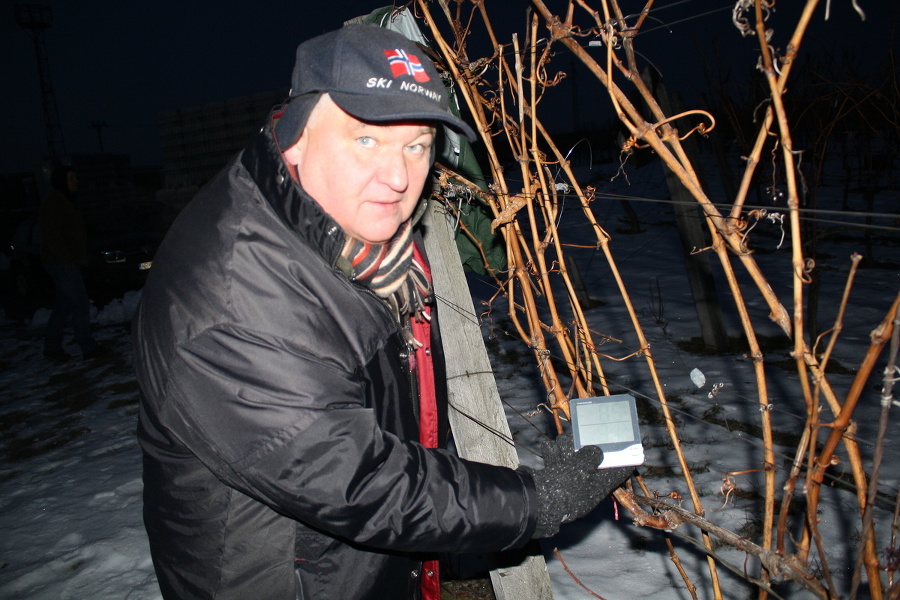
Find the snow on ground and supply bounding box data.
[0,292,159,599]
[0,157,897,599]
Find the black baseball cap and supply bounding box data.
[274,24,476,148]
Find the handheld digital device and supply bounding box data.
[570,394,644,469]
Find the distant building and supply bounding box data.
[0,171,41,251]
[69,153,135,207]
[2,155,167,263]
[156,89,288,208]
[7,154,140,211]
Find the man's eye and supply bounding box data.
[407,142,431,155]
[357,136,376,147]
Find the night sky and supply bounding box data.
[2,1,894,175]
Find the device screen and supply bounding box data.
[577,400,636,445]
[571,394,644,468]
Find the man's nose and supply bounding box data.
[377,150,409,192]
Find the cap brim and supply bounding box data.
[330,91,477,142]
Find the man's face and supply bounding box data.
[284,95,436,244]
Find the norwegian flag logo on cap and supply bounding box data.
[383,49,430,83]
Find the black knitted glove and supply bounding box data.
[523,434,633,538]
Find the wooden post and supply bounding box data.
[645,68,729,351]
[423,200,554,600]
[564,254,592,308]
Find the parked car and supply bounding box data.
[8,214,163,311]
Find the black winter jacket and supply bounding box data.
[133,125,537,600]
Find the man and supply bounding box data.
[39,165,105,361]
[133,24,630,600]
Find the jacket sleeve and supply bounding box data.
[163,323,537,553]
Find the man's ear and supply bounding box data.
[282,135,305,167]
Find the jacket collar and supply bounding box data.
[240,120,346,268]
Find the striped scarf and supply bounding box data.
[339,218,432,323]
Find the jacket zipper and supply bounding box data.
[343,275,421,426]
